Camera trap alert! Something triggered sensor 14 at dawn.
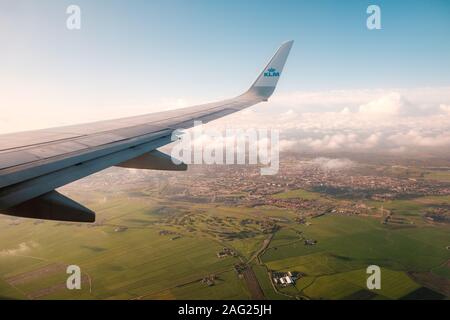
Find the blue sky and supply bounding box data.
[0,0,449,132]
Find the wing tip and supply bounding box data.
[246,40,294,100]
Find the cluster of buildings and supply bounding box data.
[217,247,237,258]
[159,230,176,236]
[200,274,217,287]
[272,271,300,287]
[233,263,248,279]
[425,208,450,223]
[163,158,450,206]
[114,226,128,232]
[151,159,450,225]
[304,239,317,246]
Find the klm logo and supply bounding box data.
[264,68,280,77]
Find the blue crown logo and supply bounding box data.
[264,67,280,77]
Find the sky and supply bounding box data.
[0,0,449,155]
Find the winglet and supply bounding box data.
[246,40,294,101]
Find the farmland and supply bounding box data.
[0,158,449,300]
[261,214,450,299]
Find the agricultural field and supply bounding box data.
[365,195,450,217]
[425,170,450,183]
[272,189,322,200]
[0,166,449,300]
[261,214,450,299]
[0,193,247,300]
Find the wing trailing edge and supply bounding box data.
[116,150,187,171]
[4,190,95,223]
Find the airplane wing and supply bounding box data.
[0,41,294,222]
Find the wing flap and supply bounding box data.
[116,150,187,171]
[3,190,95,223]
[0,135,173,210]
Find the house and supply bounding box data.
[273,271,299,287]
[304,239,317,246]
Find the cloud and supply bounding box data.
[440,104,450,115]
[0,241,38,256]
[1,85,449,156]
[312,157,355,170]
[205,87,450,155]
[280,132,384,153]
[271,86,450,113]
[159,87,450,156]
[358,93,411,116]
[387,130,450,148]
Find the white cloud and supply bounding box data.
[1,86,449,155]
[358,93,410,116]
[387,130,450,148]
[271,86,450,112]
[365,133,381,147]
[0,241,38,256]
[208,87,450,154]
[312,157,355,170]
[440,104,450,115]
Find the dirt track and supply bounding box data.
[242,266,265,300]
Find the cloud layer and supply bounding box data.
[205,87,450,155]
[1,86,449,156]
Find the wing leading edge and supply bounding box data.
[0,40,294,222]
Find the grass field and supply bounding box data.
[0,224,240,299]
[251,264,287,300]
[0,188,449,300]
[424,171,450,183]
[272,189,322,200]
[301,268,420,300]
[261,215,450,299]
[366,195,450,218]
[141,270,250,300]
[0,195,246,300]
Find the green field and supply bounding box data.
[261,215,450,299]
[425,171,450,183]
[300,268,420,300]
[0,189,449,300]
[0,193,250,300]
[364,195,450,221]
[272,189,322,200]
